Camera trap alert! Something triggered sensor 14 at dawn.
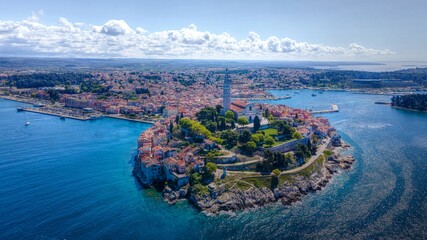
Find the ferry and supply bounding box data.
[25,121,30,126]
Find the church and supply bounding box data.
[229,100,263,123]
[222,69,263,123]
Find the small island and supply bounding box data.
[133,71,355,214]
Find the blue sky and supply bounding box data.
[0,0,426,60]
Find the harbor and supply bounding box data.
[19,107,97,121]
[18,106,155,123]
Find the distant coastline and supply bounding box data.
[0,96,156,124]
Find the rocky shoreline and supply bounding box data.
[135,141,355,215]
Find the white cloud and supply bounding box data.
[0,14,395,59]
[26,10,44,22]
[93,19,134,36]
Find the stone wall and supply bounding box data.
[263,137,309,153]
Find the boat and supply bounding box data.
[311,94,317,97]
[33,103,44,107]
[60,116,66,120]
[25,121,30,126]
[90,115,102,120]
[17,107,25,112]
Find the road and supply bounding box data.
[223,138,331,176]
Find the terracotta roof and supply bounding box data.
[231,100,248,108]
[229,104,244,113]
[152,146,163,152]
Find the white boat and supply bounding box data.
[33,103,44,107]
[25,121,30,126]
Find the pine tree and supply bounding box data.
[253,115,261,132]
[230,120,236,129]
[169,120,174,133]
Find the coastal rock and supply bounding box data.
[274,188,280,199]
[279,186,302,205]
[135,142,355,215]
[191,187,276,214]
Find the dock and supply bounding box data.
[21,108,94,121]
[310,104,339,114]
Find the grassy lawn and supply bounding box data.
[261,128,278,136]
[243,176,272,189]
[260,127,298,148]
[296,155,325,178]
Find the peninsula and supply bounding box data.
[132,70,355,214]
[12,58,427,213]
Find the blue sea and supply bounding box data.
[1,90,427,239]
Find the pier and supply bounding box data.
[310,104,339,114]
[21,107,95,121]
[234,96,292,101]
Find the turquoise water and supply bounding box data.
[1,90,427,239]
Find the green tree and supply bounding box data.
[285,153,294,165]
[169,120,174,133]
[205,162,217,175]
[196,107,217,124]
[218,117,227,131]
[179,118,212,138]
[272,120,286,133]
[190,173,202,185]
[265,135,276,147]
[250,133,265,147]
[245,141,257,154]
[206,152,216,162]
[295,144,311,162]
[204,120,217,133]
[237,116,249,126]
[225,110,235,120]
[264,108,269,118]
[220,130,238,148]
[272,169,281,176]
[230,120,236,129]
[215,104,223,114]
[238,130,252,144]
[253,115,261,132]
[292,131,303,140]
[282,125,295,139]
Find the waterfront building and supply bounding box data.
[139,156,162,185]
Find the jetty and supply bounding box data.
[21,107,94,121]
[233,96,291,101]
[310,104,339,114]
